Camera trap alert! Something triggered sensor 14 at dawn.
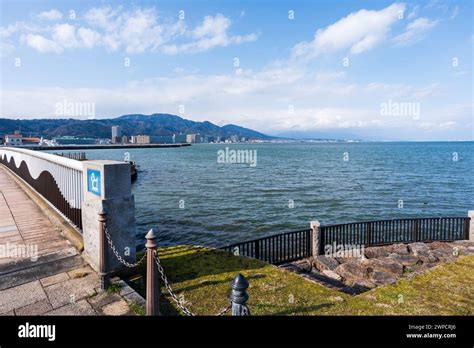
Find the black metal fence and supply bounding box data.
[320,217,470,254]
[221,216,470,265]
[221,229,312,265]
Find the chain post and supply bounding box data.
[145,229,160,316]
[230,273,250,316]
[98,210,110,290]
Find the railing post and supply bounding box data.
[310,221,321,257]
[468,211,474,241]
[254,239,260,259]
[98,210,110,290]
[414,219,419,242]
[230,274,250,316]
[145,229,160,316]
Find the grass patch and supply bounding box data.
[133,245,474,316]
[128,302,145,316]
[325,256,474,315]
[106,282,122,294]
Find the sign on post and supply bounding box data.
[87,169,101,196]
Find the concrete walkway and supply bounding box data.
[0,166,145,315]
[0,167,74,269]
[0,265,144,315]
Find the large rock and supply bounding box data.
[351,279,377,290]
[407,242,430,256]
[293,259,312,272]
[370,271,398,286]
[387,253,420,266]
[429,249,456,263]
[321,269,342,281]
[428,241,455,251]
[389,243,409,254]
[364,246,392,259]
[361,257,403,276]
[313,255,340,272]
[334,262,368,285]
[420,252,439,263]
[453,240,474,247]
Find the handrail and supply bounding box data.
[0,146,83,171]
[321,216,467,229]
[0,146,85,230]
[219,228,309,249]
[221,216,469,264]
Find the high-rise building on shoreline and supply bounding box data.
[111,126,122,144]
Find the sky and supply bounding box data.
[0,0,472,141]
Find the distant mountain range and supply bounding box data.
[0,114,275,140]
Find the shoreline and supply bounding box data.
[7,143,192,151]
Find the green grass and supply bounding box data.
[133,245,474,316]
[106,282,122,294]
[128,301,146,316]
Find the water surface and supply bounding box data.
[58,142,473,248]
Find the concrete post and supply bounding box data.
[310,221,321,257]
[81,160,136,272]
[469,211,474,242]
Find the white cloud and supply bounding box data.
[37,9,63,21]
[292,3,405,59]
[23,34,63,53]
[162,14,257,54]
[77,28,101,48]
[52,23,78,48]
[0,66,453,134]
[393,17,439,46]
[7,7,256,55]
[84,6,121,31]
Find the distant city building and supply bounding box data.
[150,135,173,144]
[22,137,41,145]
[130,135,150,144]
[5,134,22,146]
[186,134,202,143]
[111,125,122,144]
[173,134,187,143]
[53,136,96,145]
[230,135,239,143]
[121,135,129,144]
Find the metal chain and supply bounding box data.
[104,223,230,316]
[104,224,147,268]
[153,251,194,316]
[153,250,232,316]
[216,305,231,316]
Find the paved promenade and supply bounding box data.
[0,167,75,268]
[0,166,144,315]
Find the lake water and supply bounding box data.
[59,142,474,249]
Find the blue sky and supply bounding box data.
[0,0,472,140]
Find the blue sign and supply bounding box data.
[87,169,101,196]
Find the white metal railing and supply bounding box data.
[0,147,84,230]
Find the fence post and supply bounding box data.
[414,220,419,242]
[145,229,160,316]
[98,210,110,290]
[468,211,474,241]
[230,274,250,316]
[254,239,260,259]
[310,221,321,257]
